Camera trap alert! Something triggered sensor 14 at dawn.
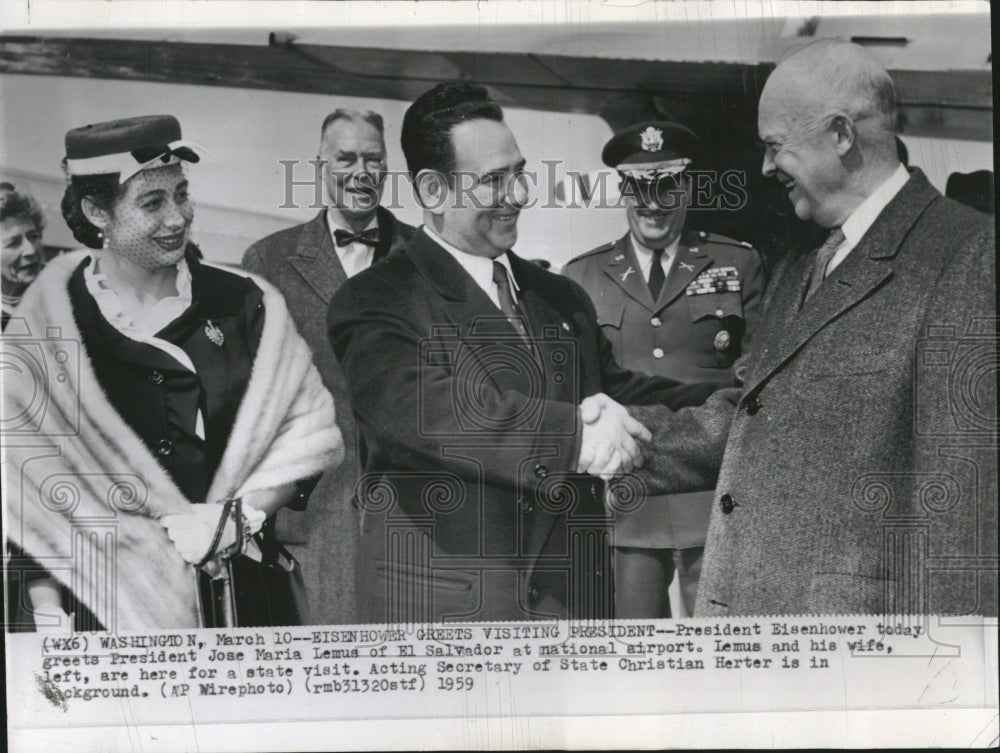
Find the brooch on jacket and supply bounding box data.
[686,266,741,295]
[204,319,225,346]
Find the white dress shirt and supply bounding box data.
[84,255,205,439]
[826,164,910,277]
[424,225,519,310]
[631,232,681,283]
[327,209,379,278]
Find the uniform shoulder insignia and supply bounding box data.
[702,232,756,252]
[565,241,615,266]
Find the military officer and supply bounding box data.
[563,120,765,618]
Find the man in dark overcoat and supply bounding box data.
[327,83,715,624]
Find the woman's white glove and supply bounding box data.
[161,501,266,571]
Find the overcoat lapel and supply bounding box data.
[288,211,348,304]
[743,169,939,398]
[407,230,527,395]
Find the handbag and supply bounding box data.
[195,498,310,627]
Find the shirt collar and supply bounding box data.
[84,254,193,332]
[841,164,910,249]
[423,225,519,293]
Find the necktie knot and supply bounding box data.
[803,227,846,304]
[492,260,510,287]
[334,227,380,248]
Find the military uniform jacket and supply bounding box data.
[564,229,764,549]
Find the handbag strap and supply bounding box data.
[194,497,236,569]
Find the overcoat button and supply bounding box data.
[534,464,549,479]
[719,493,735,514]
[156,439,174,457]
[149,370,164,385]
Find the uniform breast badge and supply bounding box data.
[686,266,742,295]
[204,319,225,346]
[714,330,732,351]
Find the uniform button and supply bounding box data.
[533,464,549,480]
[719,493,735,514]
[527,585,540,602]
[149,370,164,385]
[652,348,664,359]
[715,308,725,317]
[156,439,174,457]
[650,317,662,327]
[744,396,761,415]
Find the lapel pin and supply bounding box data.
[689,246,699,253]
[679,261,695,272]
[620,266,635,282]
[204,319,225,347]
[614,254,625,261]
[562,321,570,332]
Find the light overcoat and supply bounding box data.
[631,169,998,616]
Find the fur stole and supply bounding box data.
[2,251,343,630]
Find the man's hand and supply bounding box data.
[576,393,652,479]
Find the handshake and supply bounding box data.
[575,393,652,480]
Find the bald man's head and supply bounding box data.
[757,39,902,227]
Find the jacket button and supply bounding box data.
[156,439,174,457]
[533,464,548,480]
[527,585,540,603]
[149,370,164,385]
[519,498,534,514]
[715,309,725,317]
[719,493,735,514]
[744,396,761,415]
[652,347,664,359]
[650,317,661,327]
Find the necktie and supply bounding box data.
[647,248,666,299]
[334,227,380,248]
[803,228,846,304]
[492,260,531,345]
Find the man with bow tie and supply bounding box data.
[564,121,764,618]
[243,108,414,624]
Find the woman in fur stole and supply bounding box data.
[3,115,344,631]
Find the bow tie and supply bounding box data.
[334,228,380,248]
